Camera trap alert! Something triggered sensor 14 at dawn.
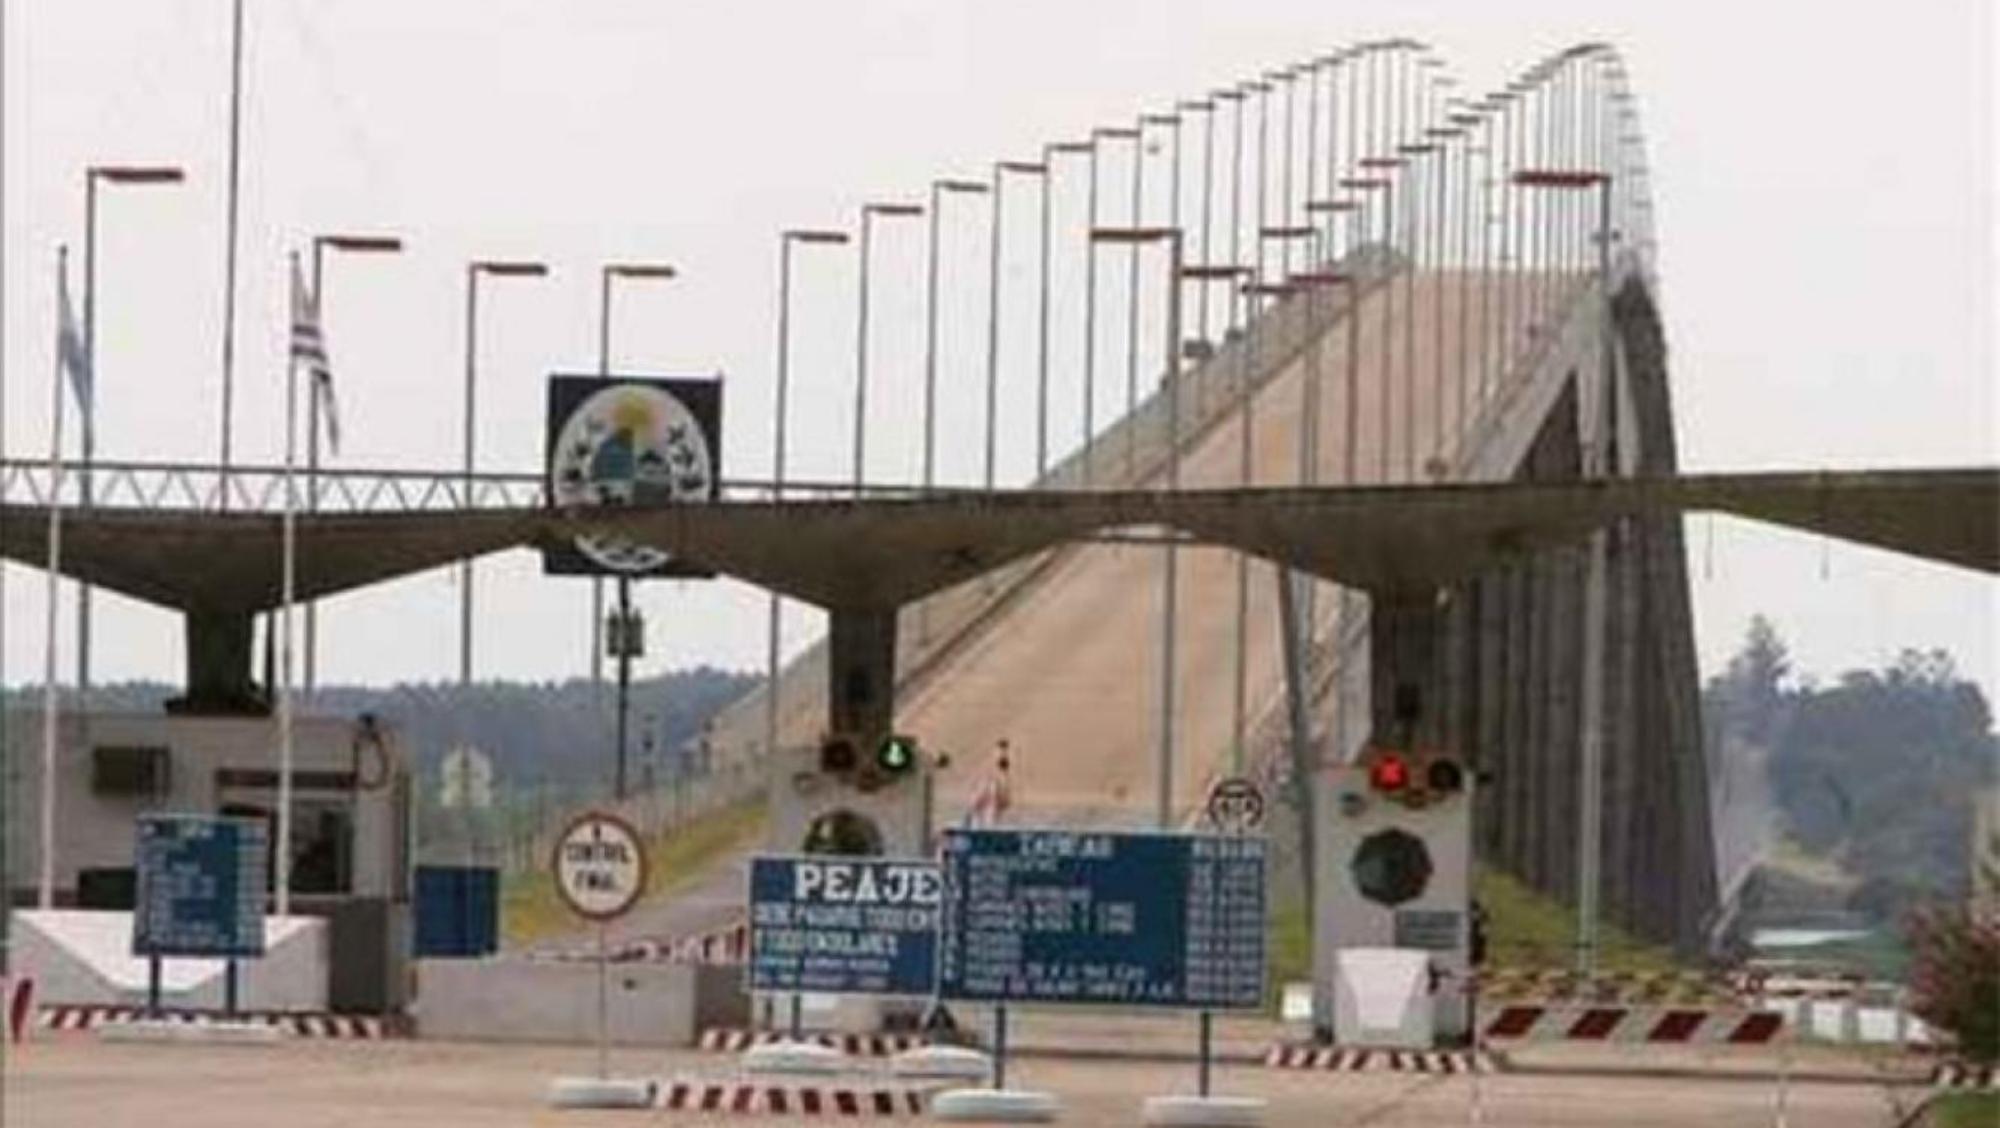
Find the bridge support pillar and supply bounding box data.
[168,608,266,715]
[826,606,899,757]
[1366,591,1445,748]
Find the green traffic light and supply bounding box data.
[877,734,918,774]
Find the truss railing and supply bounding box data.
[0,459,968,516]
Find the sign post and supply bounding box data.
[546,811,654,1110]
[746,854,949,1072]
[1200,776,1265,1098]
[932,828,1267,1122]
[131,815,268,1031]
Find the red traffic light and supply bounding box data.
[1369,753,1411,793]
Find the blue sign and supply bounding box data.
[938,829,1266,1009]
[133,815,268,959]
[748,856,940,996]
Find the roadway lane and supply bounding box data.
[905,268,1545,827]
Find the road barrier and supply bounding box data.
[1262,1044,1496,1074]
[1479,1003,1783,1044]
[659,1079,929,1116]
[38,1004,391,1039]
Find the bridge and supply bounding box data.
[3,38,1994,968]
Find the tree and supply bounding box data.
[1906,904,2000,1065]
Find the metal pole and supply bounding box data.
[854,207,873,493]
[78,174,96,697]
[1157,231,1184,830]
[38,249,71,911]
[1124,124,1146,482]
[615,576,631,800]
[278,251,300,918]
[593,268,609,708]
[1082,140,1101,483]
[596,921,610,1078]
[219,0,245,480]
[459,268,478,689]
[1228,85,1252,774]
[305,243,324,696]
[1036,149,1062,480]
[920,183,960,493]
[764,236,793,770]
[984,166,1005,490]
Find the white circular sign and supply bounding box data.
[552,811,648,921]
[550,383,716,573]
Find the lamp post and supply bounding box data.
[596,261,678,801]
[302,233,402,696]
[765,229,849,771]
[78,163,184,696]
[1039,142,1092,480]
[1178,101,1218,352]
[1081,127,1139,485]
[922,180,990,493]
[853,203,923,492]
[460,260,549,692]
[1089,226,1184,831]
[1513,166,1613,974]
[985,161,1047,489]
[1124,114,1178,482]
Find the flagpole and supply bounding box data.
[40,249,72,910]
[276,251,299,918]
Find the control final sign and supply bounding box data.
[553,812,648,922]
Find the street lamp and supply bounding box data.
[596,261,678,801]
[922,180,990,494]
[1039,141,1093,480]
[78,163,184,695]
[1090,226,1185,831]
[854,204,923,492]
[302,232,403,696]
[985,161,1047,489]
[1081,127,1140,485]
[1124,114,1179,480]
[1512,164,1613,975]
[765,229,849,771]
[460,259,549,691]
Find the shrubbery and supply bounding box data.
[1906,905,2000,1065]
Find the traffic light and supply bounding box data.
[819,733,860,775]
[876,734,919,777]
[1358,746,1466,811]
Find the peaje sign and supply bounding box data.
[747,857,941,997]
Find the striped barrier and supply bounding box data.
[1930,1062,1998,1090]
[38,1004,393,1039]
[1263,1044,1498,1074]
[1479,1003,1783,1044]
[697,1028,949,1057]
[659,1080,927,1116]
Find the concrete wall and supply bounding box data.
[413,957,747,1046]
[17,908,328,1011]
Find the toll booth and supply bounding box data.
[1313,749,1476,1044]
[3,708,414,1013]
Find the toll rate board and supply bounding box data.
[133,814,268,958]
[937,828,1265,1009]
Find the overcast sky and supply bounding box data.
[0,0,1992,699]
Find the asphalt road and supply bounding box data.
[3,1036,1919,1127]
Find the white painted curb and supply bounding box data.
[889,1044,993,1082]
[97,1018,284,1046]
[1142,1094,1268,1127]
[546,1076,659,1109]
[742,1038,849,1075]
[932,1087,1062,1122]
